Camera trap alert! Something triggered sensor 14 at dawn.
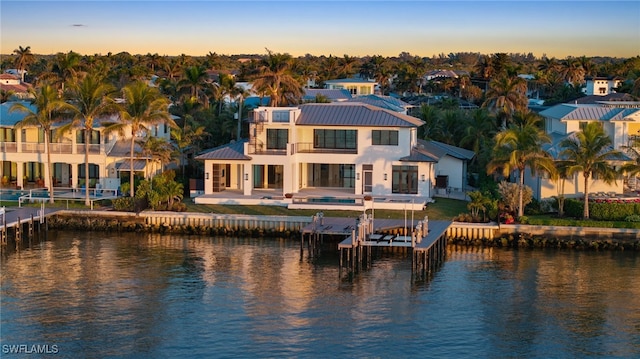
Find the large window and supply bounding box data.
[314,129,357,150]
[372,130,398,145]
[266,129,288,150]
[76,130,101,144]
[272,111,289,122]
[0,128,15,142]
[308,164,355,188]
[392,165,418,194]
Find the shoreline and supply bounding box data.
[41,210,640,251]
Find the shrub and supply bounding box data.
[113,197,135,212]
[625,215,640,222]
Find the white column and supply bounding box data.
[71,164,79,189]
[243,164,252,196]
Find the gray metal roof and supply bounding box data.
[346,95,411,113]
[404,139,475,163]
[196,139,251,161]
[108,140,147,158]
[539,104,640,122]
[116,159,148,171]
[303,89,352,101]
[296,103,424,127]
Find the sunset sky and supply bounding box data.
[1,1,639,58]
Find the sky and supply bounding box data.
[1,0,639,59]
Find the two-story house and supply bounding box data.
[526,100,640,200]
[0,101,173,191]
[583,76,623,96]
[323,78,377,97]
[195,103,474,210]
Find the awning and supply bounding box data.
[115,159,148,171]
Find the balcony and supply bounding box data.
[292,142,358,155]
[0,141,102,154]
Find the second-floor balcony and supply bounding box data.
[247,142,359,155]
[0,141,103,155]
[293,142,358,155]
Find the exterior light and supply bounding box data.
[421,174,425,182]
[244,173,249,181]
[206,172,209,180]
[384,173,387,181]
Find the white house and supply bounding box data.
[194,102,474,210]
[583,76,623,96]
[526,100,640,200]
[323,78,377,97]
[0,101,174,191]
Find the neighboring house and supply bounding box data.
[303,88,352,102]
[0,101,173,191]
[0,73,32,100]
[346,94,414,114]
[323,78,377,97]
[525,100,640,200]
[194,102,474,210]
[583,76,623,96]
[424,69,459,81]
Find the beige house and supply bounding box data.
[0,101,172,192]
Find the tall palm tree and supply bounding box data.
[9,84,75,203]
[65,72,116,206]
[13,45,34,82]
[109,80,173,197]
[560,122,624,219]
[178,65,209,106]
[251,49,303,107]
[482,74,528,128]
[487,112,554,218]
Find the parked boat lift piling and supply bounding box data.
[301,212,452,281]
[0,204,53,249]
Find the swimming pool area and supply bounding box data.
[0,189,49,201]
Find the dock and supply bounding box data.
[0,205,61,248]
[300,212,451,281]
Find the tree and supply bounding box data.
[482,74,528,128]
[9,84,75,203]
[467,191,493,222]
[108,80,173,197]
[559,122,625,219]
[13,45,34,82]
[171,124,205,180]
[487,112,553,218]
[178,65,210,106]
[65,72,116,206]
[251,49,303,107]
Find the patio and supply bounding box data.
[193,187,436,211]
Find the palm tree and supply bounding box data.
[487,112,554,218]
[251,49,303,107]
[108,80,173,197]
[65,72,116,206]
[9,84,75,203]
[559,122,624,219]
[178,65,209,106]
[138,136,174,181]
[13,45,34,82]
[482,74,528,128]
[171,124,205,180]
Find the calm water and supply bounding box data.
[1,231,639,358]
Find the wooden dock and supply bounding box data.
[0,206,60,247]
[300,213,451,281]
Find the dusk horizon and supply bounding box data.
[2,1,639,59]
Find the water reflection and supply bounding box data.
[1,231,639,358]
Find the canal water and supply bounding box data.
[1,231,639,358]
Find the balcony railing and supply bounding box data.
[0,141,102,154]
[292,142,358,155]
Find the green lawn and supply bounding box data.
[183,197,468,221]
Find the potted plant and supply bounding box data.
[363,195,372,201]
[285,193,293,199]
